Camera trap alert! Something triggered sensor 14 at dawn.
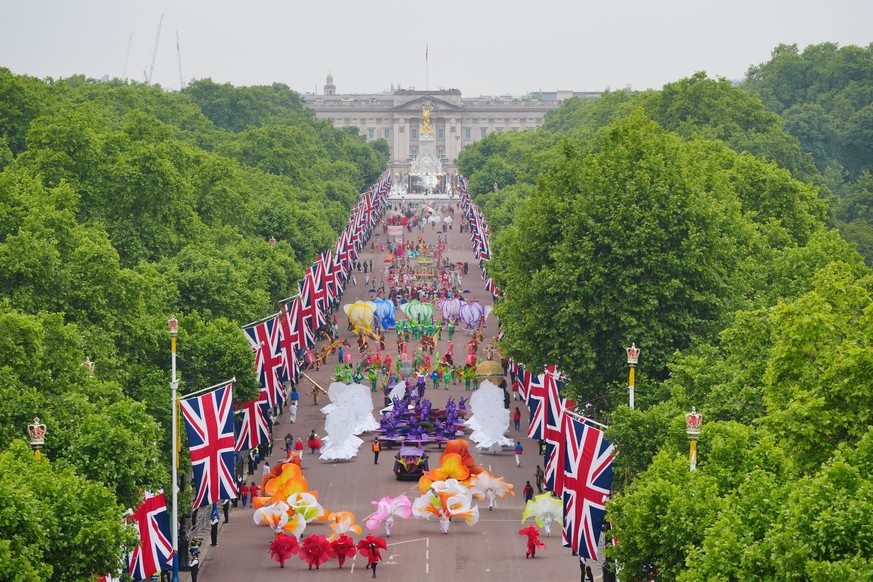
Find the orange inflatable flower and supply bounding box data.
[252,462,314,509]
[419,453,470,493]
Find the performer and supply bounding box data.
[269,533,299,568]
[358,535,386,578]
[439,514,451,534]
[299,534,331,570]
[329,533,356,568]
[518,524,546,558]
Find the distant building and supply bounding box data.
[303,74,600,178]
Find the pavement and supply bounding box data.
[188,196,601,581]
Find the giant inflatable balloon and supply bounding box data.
[372,299,397,329]
[459,299,493,330]
[399,300,434,324]
[437,297,461,323]
[344,301,376,333]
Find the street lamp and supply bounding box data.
[27,416,46,459]
[685,407,703,471]
[626,343,640,409]
[168,316,181,582]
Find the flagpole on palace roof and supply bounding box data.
[168,317,181,582]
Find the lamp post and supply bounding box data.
[626,343,640,409]
[168,316,180,582]
[27,416,46,459]
[685,407,702,471]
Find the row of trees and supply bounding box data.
[0,70,387,580]
[458,47,872,579]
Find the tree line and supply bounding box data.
[0,70,387,580]
[458,44,872,580]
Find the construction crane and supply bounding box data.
[176,31,185,90]
[121,33,134,81]
[144,14,164,85]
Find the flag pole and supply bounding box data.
[168,317,180,582]
[180,377,237,401]
[241,311,280,329]
[426,43,429,92]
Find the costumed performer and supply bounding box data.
[518,524,546,558]
[269,532,299,568]
[299,534,331,569]
[358,534,387,578]
[328,533,356,568]
[366,495,412,538]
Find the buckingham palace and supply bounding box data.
[303,73,600,180]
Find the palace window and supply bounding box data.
[437,128,445,139]
[480,128,487,138]
[411,128,419,139]
[465,128,471,140]
[367,129,374,140]
[383,128,390,139]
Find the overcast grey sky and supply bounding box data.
[3,0,870,96]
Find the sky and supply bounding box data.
[2,0,870,97]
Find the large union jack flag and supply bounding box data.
[562,414,615,560]
[125,491,173,581]
[243,316,286,408]
[181,383,238,507]
[234,394,271,452]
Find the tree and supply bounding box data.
[0,441,134,581]
[494,112,755,404]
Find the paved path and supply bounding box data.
[191,197,593,581]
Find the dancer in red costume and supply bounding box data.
[328,533,356,568]
[269,533,299,568]
[357,534,387,578]
[518,524,546,558]
[299,534,331,569]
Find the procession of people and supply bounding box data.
[186,193,591,582]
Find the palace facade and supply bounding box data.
[303,73,600,179]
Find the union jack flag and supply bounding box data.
[181,383,238,507]
[289,295,316,350]
[543,368,575,495]
[243,317,286,408]
[320,250,340,302]
[514,365,531,402]
[335,228,353,273]
[363,188,379,227]
[350,204,366,248]
[307,261,329,314]
[526,373,546,440]
[562,414,615,560]
[125,491,173,581]
[234,395,271,452]
[277,302,302,380]
[298,272,326,341]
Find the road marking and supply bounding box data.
[387,537,429,546]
